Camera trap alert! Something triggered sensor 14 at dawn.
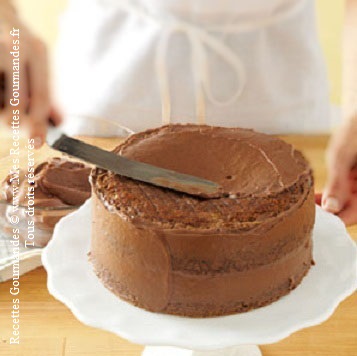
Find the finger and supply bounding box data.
[323,167,351,213]
[17,61,30,114]
[6,61,31,119]
[48,106,62,127]
[315,193,322,206]
[27,39,50,148]
[0,45,14,123]
[337,198,357,226]
[351,177,357,194]
[350,168,357,180]
[0,71,5,110]
[322,180,350,213]
[29,120,48,148]
[322,135,355,213]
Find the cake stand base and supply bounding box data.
[142,345,262,356]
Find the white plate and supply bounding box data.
[42,200,357,350]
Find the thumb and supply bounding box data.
[322,141,353,213]
[322,169,350,213]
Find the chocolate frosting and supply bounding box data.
[93,124,312,231]
[117,124,309,198]
[2,157,91,207]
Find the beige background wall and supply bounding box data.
[14,0,344,105]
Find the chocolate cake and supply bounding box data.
[90,124,315,317]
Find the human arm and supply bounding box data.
[322,0,357,225]
[0,0,61,148]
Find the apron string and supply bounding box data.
[104,0,307,125]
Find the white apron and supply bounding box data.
[55,0,332,134]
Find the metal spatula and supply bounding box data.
[47,129,221,198]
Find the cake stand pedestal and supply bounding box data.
[43,201,357,355]
[142,345,261,356]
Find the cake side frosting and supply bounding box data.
[90,188,314,316]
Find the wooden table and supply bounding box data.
[0,135,356,356]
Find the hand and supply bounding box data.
[322,117,357,225]
[0,0,61,148]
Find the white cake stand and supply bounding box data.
[42,200,357,356]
